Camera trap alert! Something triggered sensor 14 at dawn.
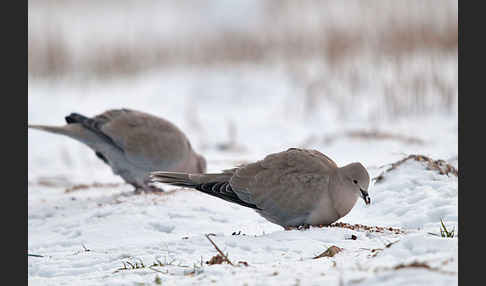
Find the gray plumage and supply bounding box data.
[28,108,206,192]
[150,148,370,228]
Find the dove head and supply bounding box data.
[339,162,371,205]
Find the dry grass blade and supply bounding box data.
[113,259,148,273]
[440,219,455,238]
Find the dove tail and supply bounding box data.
[150,171,259,209]
[28,112,89,137]
[65,113,89,124]
[150,171,233,186]
[150,172,199,188]
[28,124,73,136]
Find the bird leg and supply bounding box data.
[133,183,164,194]
[145,186,164,193]
[143,185,164,193]
[132,177,166,194]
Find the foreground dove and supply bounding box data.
[28,108,206,193]
[150,148,370,228]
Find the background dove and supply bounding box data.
[150,148,370,228]
[29,108,206,192]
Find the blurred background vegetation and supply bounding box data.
[28,0,458,121]
[28,0,457,76]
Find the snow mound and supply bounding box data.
[344,155,458,233]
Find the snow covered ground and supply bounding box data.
[28,60,458,285]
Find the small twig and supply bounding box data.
[384,240,400,248]
[28,254,44,257]
[428,232,441,237]
[205,234,234,266]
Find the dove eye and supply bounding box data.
[353,180,358,184]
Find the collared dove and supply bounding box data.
[28,108,206,193]
[150,148,370,228]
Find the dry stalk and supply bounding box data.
[205,234,234,266]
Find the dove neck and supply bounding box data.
[331,169,359,218]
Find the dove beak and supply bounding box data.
[360,189,371,205]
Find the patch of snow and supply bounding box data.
[28,64,457,285]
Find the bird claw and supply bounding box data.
[297,224,311,230]
[284,224,311,231]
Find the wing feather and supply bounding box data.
[229,148,337,224]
